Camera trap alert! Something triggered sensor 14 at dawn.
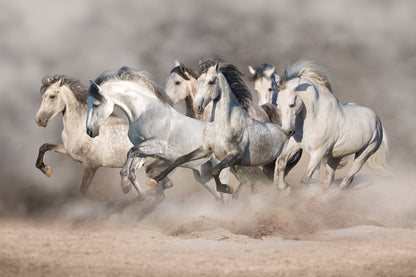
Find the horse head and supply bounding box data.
[165,60,197,104]
[35,77,66,127]
[248,63,280,106]
[194,60,220,114]
[86,81,113,138]
[277,79,304,137]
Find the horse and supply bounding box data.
[35,75,171,197]
[148,60,300,194]
[277,60,390,190]
[85,66,232,201]
[248,63,280,107]
[165,61,282,198]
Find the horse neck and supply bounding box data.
[60,86,88,130]
[184,78,198,118]
[213,72,241,122]
[108,82,173,123]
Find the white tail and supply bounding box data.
[366,127,392,177]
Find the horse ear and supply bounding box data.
[215,60,220,71]
[174,60,181,67]
[199,60,203,68]
[248,65,256,76]
[59,77,65,87]
[264,66,276,78]
[89,80,102,91]
[283,65,288,80]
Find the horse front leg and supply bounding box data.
[145,146,212,188]
[301,150,327,184]
[273,143,301,192]
[212,153,241,194]
[322,157,341,191]
[35,143,67,177]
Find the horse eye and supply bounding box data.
[268,88,273,92]
[49,95,56,99]
[208,79,215,85]
[93,102,100,107]
[289,103,295,108]
[175,81,181,85]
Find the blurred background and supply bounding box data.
[0,0,415,217]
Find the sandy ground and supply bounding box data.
[1,164,416,277]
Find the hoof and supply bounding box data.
[282,186,291,196]
[43,165,52,177]
[145,179,158,188]
[160,178,173,190]
[121,184,132,193]
[218,184,234,194]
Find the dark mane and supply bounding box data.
[40,75,88,104]
[90,66,172,105]
[249,63,276,81]
[170,63,198,80]
[199,60,252,110]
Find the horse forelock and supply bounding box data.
[249,63,275,81]
[279,60,333,93]
[93,66,173,106]
[170,64,198,80]
[41,75,88,104]
[198,59,222,76]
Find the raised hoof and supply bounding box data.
[42,165,52,177]
[145,179,158,188]
[160,178,173,190]
[217,184,234,194]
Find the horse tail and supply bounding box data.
[366,127,392,177]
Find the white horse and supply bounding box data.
[35,75,171,196]
[248,63,280,107]
[85,66,230,200]
[149,60,300,194]
[277,60,390,190]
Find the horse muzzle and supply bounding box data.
[35,115,48,127]
[283,129,295,137]
[86,127,99,138]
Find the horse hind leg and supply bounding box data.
[340,143,378,190]
[80,167,98,195]
[211,153,241,194]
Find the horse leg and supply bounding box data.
[231,183,246,200]
[274,144,301,192]
[80,167,98,195]
[146,146,212,187]
[35,143,67,177]
[322,157,341,191]
[339,143,378,190]
[120,147,144,193]
[212,153,241,194]
[301,150,326,184]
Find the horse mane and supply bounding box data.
[248,63,276,81]
[41,75,89,104]
[280,60,333,92]
[91,66,173,105]
[199,59,252,110]
[170,63,198,80]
